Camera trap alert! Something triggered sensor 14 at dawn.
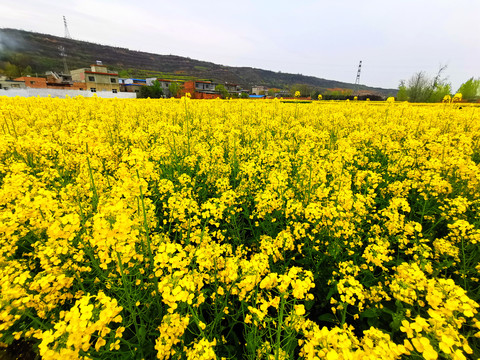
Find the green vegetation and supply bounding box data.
[117,69,132,78]
[0,52,34,78]
[138,80,163,98]
[168,82,181,98]
[457,77,480,102]
[214,84,229,99]
[397,67,479,103]
[288,83,315,97]
[397,67,451,103]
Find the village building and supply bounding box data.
[181,80,221,99]
[119,78,146,93]
[251,85,269,95]
[14,76,47,88]
[224,83,244,97]
[71,61,120,93]
[45,72,86,90]
[145,78,180,97]
[15,73,86,90]
[0,76,26,90]
[273,90,290,98]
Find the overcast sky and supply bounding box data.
[1,0,479,90]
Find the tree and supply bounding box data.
[406,71,433,102]
[168,82,181,98]
[2,62,32,78]
[428,83,451,103]
[457,78,480,102]
[150,80,163,98]
[240,92,249,99]
[396,80,408,101]
[215,84,229,99]
[138,80,163,98]
[1,53,35,78]
[268,88,280,97]
[399,66,451,103]
[4,62,21,78]
[289,83,315,97]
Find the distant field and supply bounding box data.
[0,98,479,359]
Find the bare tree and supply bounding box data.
[401,65,451,103]
[407,71,432,102]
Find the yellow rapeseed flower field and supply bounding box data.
[0,96,479,359]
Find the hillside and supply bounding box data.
[0,28,396,96]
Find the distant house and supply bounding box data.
[15,74,86,90]
[119,78,147,93]
[273,90,290,98]
[0,76,26,90]
[71,61,120,93]
[145,78,180,97]
[181,80,221,99]
[15,76,47,88]
[224,83,244,96]
[46,71,73,84]
[252,85,268,95]
[46,72,86,90]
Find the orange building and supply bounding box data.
[181,80,221,99]
[15,74,86,91]
[15,76,47,88]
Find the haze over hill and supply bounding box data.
[0,28,396,96]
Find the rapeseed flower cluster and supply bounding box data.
[0,96,479,359]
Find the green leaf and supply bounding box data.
[305,299,315,311]
[360,307,379,318]
[317,313,336,323]
[390,312,404,331]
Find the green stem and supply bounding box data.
[275,295,286,360]
[115,251,145,358]
[461,236,468,291]
[86,156,99,212]
[138,179,154,267]
[340,303,347,326]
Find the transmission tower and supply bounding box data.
[63,16,72,39]
[354,60,362,95]
[59,46,69,74]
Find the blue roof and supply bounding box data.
[249,95,265,98]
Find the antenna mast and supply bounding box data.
[63,16,72,39]
[354,60,362,94]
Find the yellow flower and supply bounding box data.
[453,93,462,102]
[294,304,306,316]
